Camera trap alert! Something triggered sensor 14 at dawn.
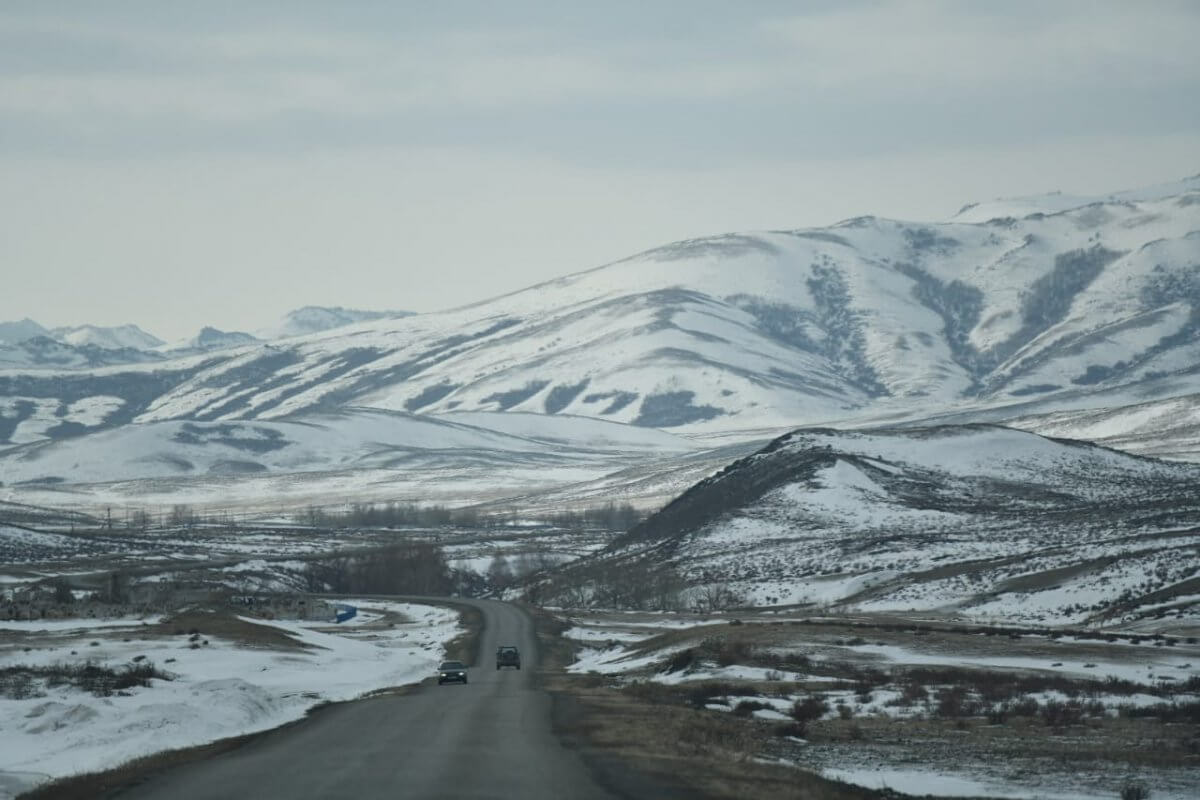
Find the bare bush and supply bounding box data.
[1120,782,1151,800]
[1,661,172,698]
[791,695,829,723]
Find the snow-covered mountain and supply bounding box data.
[257,306,413,340]
[2,175,1199,458]
[50,323,164,351]
[0,336,163,370]
[0,319,50,345]
[165,326,261,353]
[0,321,165,369]
[562,425,1200,625]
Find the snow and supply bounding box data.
[950,174,1200,223]
[562,626,654,644]
[0,617,165,633]
[52,324,164,351]
[256,306,411,341]
[0,409,628,485]
[62,396,125,427]
[0,177,1196,454]
[567,644,682,675]
[0,601,459,794]
[822,766,1100,800]
[843,642,1199,684]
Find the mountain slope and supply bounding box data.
[2,176,1199,450]
[582,425,1200,625]
[0,408,697,487]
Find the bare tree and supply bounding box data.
[486,555,513,590]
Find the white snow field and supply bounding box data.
[0,601,459,798]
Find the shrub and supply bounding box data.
[791,695,829,723]
[893,680,928,706]
[711,638,753,667]
[662,648,697,674]
[1042,699,1084,728]
[0,670,39,700]
[935,685,980,719]
[1120,782,1150,800]
[774,721,807,738]
[2,661,171,698]
[732,699,771,718]
[1011,697,1040,717]
[685,681,739,709]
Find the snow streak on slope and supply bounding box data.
[598,426,1200,625]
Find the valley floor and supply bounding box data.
[554,609,1200,800]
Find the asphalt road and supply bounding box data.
[116,599,616,800]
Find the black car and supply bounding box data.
[437,660,468,685]
[495,646,521,670]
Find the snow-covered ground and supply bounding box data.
[561,611,1200,800]
[591,425,1200,627]
[0,600,459,797]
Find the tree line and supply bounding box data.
[305,541,454,595]
[295,501,644,531]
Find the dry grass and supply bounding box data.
[141,610,313,651]
[548,677,891,800]
[439,602,483,666]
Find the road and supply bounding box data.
[116,599,616,800]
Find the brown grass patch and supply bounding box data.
[439,602,483,666]
[139,610,313,651]
[549,676,887,800]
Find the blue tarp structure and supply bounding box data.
[334,603,357,624]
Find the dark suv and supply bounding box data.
[495,646,521,670]
[437,660,468,685]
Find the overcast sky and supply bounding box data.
[2,1,1199,340]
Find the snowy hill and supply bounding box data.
[1007,391,1200,462]
[2,176,1199,462]
[50,323,164,351]
[576,425,1200,625]
[0,408,697,487]
[258,306,414,340]
[950,173,1200,223]
[0,336,163,371]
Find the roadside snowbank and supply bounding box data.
[0,600,459,797]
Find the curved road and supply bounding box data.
[117,599,615,800]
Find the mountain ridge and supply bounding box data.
[2,176,1198,463]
